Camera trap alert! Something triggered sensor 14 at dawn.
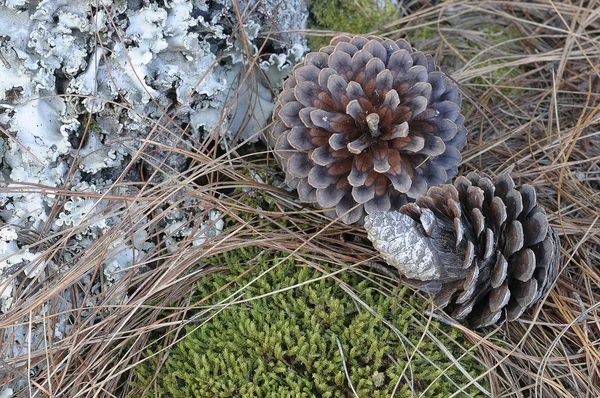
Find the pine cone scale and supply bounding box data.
[328,52,352,75]
[488,197,508,231]
[523,211,549,246]
[509,248,536,281]
[296,82,333,109]
[278,102,303,128]
[453,300,476,320]
[351,183,375,204]
[287,127,314,151]
[287,153,311,178]
[490,253,508,288]
[517,185,537,215]
[503,221,524,257]
[511,278,537,308]
[305,51,329,67]
[317,184,349,209]
[488,283,510,314]
[310,145,343,167]
[382,89,400,111]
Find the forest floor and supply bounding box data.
[1,1,599,396]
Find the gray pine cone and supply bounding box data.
[271,35,467,224]
[364,172,560,328]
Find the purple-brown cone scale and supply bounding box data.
[271,35,467,224]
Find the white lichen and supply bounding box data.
[0,227,45,287]
[0,0,309,391]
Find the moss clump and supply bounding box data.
[131,248,488,397]
[308,0,398,50]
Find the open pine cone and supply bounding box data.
[364,172,560,328]
[270,35,467,224]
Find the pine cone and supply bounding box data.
[364,172,560,328]
[270,35,467,224]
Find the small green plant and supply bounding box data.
[130,248,488,397]
[308,0,398,50]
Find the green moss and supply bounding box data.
[308,0,398,50]
[462,24,526,97]
[412,25,439,42]
[130,248,488,397]
[77,113,101,134]
[88,119,101,134]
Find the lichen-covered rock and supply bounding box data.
[0,0,308,392]
[0,0,308,305]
